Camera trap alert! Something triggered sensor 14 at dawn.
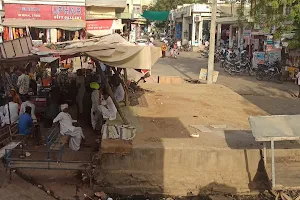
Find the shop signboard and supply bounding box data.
[267,49,281,64]
[252,51,265,68]
[4,4,85,20]
[243,30,251,38]
[86,20,113,30]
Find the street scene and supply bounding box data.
[1,0,300,200]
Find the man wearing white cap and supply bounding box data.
[53,104,85,151]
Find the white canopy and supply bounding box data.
[59,43,161,70]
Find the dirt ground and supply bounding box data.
[122,83,267,147]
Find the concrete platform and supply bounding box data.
[96,84,300,196]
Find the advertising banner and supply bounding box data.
[86,20,113,31]
[4,4,85,20]
[252,51,265,68]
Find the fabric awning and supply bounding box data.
[41,44,162,70]
[141,11,169,21]
[2,19,86,31]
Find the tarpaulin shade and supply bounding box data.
[141,11,169,21]
[59,44,162,70]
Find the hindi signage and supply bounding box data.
[4,4,85,20]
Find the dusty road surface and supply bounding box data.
[121,83,267,147]
[151,51,300,115]
[0,166,55,200]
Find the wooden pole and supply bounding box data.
[80,56,83,69]
[112,67,129,106]
[94,61,129,125]
[123,68,129,106]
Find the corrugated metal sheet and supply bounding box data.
[86,0,126,8]
[249,115,300,141]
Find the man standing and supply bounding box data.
[53,104,85,151]
[90,82,102,131]
[19,95,36,122]
[296,69,300,98]
[161,43,167,58]
[76,69,85,115]
[17,68,30,99]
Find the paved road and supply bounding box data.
[152,51,300,115]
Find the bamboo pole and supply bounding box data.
[94,61,129,125]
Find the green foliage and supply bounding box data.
[252,0,300,48]
[149,0,208,11]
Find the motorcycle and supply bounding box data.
[228,59,252,76]
[256,61,283,83]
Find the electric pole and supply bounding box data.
[207,0,217,84]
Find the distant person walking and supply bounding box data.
[296,69,300,97]
[161,43,167,58]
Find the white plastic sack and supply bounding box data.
[101,124,136,140]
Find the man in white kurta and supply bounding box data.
[3,97,19,126]
[19,96,37,122]
[114,83,125,103]
[99,94,117,121]
[53,104,85,151]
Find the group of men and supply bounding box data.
[50,66,125,151]
[0,95,37,141]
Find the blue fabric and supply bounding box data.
[18,113,33,135]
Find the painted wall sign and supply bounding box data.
[4,4,85,20]
[86,20,113,30]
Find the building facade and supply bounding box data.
[170,4,220,46]
[169,2,252,47]
[85,0,126,36]
[1,0,152,42]
[2,0,86,42]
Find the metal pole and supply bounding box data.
[271,139,275,188]
[207,0,217,84]
[263,142,267,167]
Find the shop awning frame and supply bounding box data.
[2,19,86,31]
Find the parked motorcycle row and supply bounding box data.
[215,48,283,84]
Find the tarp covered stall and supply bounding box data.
[2,19,86,31]
[55,44,161,70]
[141,11,169,21]
[63,33,132,49]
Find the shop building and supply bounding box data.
[85,0,126,36]
[169,3,253,47]
[170,4,220,47]
[2,0,86,43]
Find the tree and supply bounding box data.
[251,0,300,48]
[149,0,208,11]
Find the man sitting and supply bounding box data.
[2,97,19,126]
[99,91,117,121]
[19,95,36,122]
[53,104,85,151]
[18,106,33,136]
